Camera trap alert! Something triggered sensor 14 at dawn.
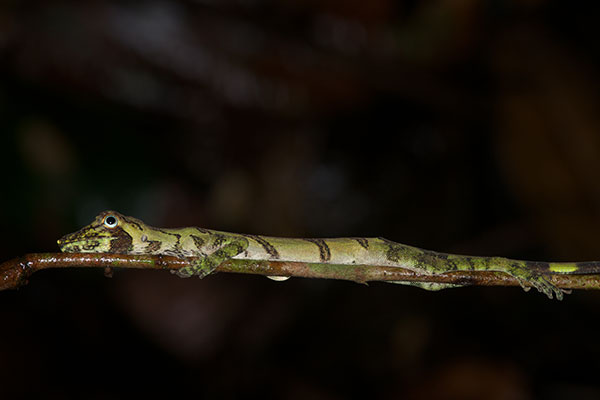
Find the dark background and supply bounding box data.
[2,1,600,399]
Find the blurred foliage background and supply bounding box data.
[2,0,600,398]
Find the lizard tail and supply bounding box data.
[526,260,600,275]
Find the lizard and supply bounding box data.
[57,210,600,300]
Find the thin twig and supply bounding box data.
[2,252,600,292]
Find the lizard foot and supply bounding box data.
[171,259,217,279]
[508,265,569,300]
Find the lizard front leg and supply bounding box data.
[173,236,249,279]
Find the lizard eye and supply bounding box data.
[104,215,119,228]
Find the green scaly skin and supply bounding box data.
[57,211,600,300]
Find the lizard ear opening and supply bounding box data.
[103,215,119,229]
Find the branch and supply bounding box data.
[2,252,600,293]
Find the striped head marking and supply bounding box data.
[57,210,144,254]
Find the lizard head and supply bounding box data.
[57,210,145,254]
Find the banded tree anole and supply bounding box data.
[57,210,600,300]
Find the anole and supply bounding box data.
[57,210,600,300]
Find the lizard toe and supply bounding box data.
[172,266,194,278]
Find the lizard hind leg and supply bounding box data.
[455,256,569,300]
[173,236,249,279]
[412,249,568,300]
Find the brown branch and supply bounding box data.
[2,252,600,293]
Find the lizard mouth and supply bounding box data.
[57,237,102,252]
[57,230,110,253]
[57,232,80,252]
